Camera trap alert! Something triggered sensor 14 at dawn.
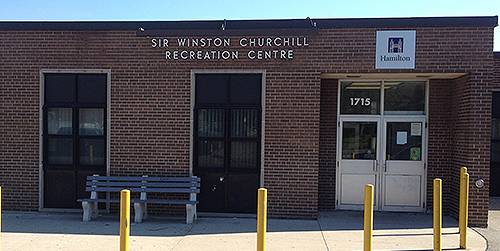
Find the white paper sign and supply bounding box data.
[376,31,416,69]
[397,131,407,145]
[411,123,422,136]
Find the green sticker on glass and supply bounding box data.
[410,147,421,161]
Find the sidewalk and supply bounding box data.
[473,197,500,251]
[1,211,486,251]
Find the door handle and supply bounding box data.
[384,160,388,172]
[373,160,378,172]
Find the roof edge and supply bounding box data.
[315,16,498,28]
[0,16,497,31]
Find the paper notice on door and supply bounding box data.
[397,131,407,145]
[411,123,422,136]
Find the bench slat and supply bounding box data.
[85,187,200,193]
[86,181,200,188]
[86,176,200,182]
[77,198,199,204]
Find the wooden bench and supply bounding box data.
[77,174,201,224]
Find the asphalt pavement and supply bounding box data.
[1,210,487,251]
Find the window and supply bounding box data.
[43,73,107,208]
[340,81,426,115]
[342,122,377,159]
[340,82,381,115]
[384,81,425,115]
[194,74,262,173]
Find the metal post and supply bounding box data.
[0,186,2,251]
[364,184,374,251]
[120,189,130,251]
[257,188,267,251]
[459,167,469,249]
[434,179,442,251]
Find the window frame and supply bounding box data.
[39,69,111,210]
[190,70,266,183]
[339,80,428,116]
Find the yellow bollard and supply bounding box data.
[434,179,442,251]
[459,167,469,249]
[364,184,374,251]
[120,189,130,251]
[257,188,267,251]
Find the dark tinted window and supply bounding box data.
[229,74,261,105]
[384,81,425,115]
[77,74,107,104]
[492,92,500,117]
[45,74,76,103]
[196,74,227,104]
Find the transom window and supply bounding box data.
[340,81,426,115]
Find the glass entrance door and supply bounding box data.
[337,80,427,212]
[381,118,426,212]
[338,118,380,210]
[338,118,426,212]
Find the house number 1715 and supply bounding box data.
[350,97,371,106]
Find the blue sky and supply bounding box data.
[1,0,498,50]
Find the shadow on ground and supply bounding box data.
[1,210,461,237]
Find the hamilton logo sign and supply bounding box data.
[388,37,403,53]
[376,31,416,69]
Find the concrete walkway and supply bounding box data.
[473,197,500,251]
[1,211,486,251]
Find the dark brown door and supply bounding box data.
[194,74,262,213]
[43,74,107,208]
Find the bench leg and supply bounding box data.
[134,203,147,223]
[82,202,93,222]
[186,204,196,224]
[92,201,98,218]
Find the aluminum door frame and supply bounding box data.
[337,116,382,210]
[381,116,427,212]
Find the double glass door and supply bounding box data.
[337,80,427,212]
[338,117,426,212]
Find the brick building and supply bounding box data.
[0,16,498,227]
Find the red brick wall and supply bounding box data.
[319,78,337,210]
[0,30,322,219]
[428,79,454,212]
[0,25,495,224]
[428,75,492,227]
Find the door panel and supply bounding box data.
[382,119,425,212]
[340,173,376,206]
[338,119,379,210]
[197,172,259,213]
[227,174,259,213]
[44,170,77,208]
[197,173,226,213]
[384,175,421,207]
